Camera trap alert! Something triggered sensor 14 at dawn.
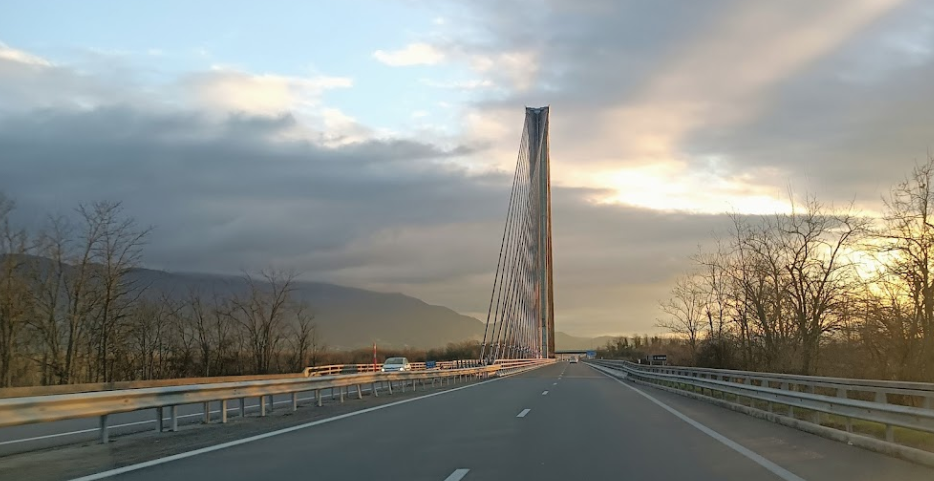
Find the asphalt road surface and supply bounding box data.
[56,362,934,481]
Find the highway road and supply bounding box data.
[61,362,934,481]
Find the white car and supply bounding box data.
[381,357,411,372]
[569,357,579,363]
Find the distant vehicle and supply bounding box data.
[381,357,411,372]
[569,357,579,364]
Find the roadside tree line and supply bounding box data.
[0,197,322,387]
[654,157,934,381]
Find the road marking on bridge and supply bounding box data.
[69,365,548,481]
[517,408,531,418]
[0,395,319,447]
[443,468,470,481]
[591,366,807,481]
[541,391,548,395]
[552,382,557,385]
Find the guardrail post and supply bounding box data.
[885,424,895,442]
[357,384,363,399]
[99,414,109,444]
[268,395,274,413]
[801,385,819,424]
[875,391,887,404]
[221,400,228,423]
[260,396,267,417]
[373,382,379,397]
[316,389,322,407]
[292,392,298,411]
[845,416,853,433]
[925,396,933,410]
[388,381,393,395]
[401,380,406,393]
[171,405,178,432]
[203,402,210,423]
[155,407,164,433]
[340,386,345,403]
[239,398,246,418]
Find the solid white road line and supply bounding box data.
[541,391,549,395]
[552,382,557,385]
[0,396,316,447]
[516,409,531,418]
[444,468,470,481]
[70,364,551,481]
[590,366,806,481]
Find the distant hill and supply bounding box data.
[554,332,617,351]
[127,268,486,350]
[132,269,612,351]
[3,254,611,351]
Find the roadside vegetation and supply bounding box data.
[0,196,483,387]
[646,156,934,381]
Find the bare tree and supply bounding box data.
[48,214,96,384]
[231,269,295,374]
[127,297,175,380]
[657,273,706,364]
[288,302,316,371]
[82,202,150,382]
[0,194,32,386]
[876,156,934,380]
[693,244,734,368]
[778,197,867,374]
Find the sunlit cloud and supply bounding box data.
[182,67,353,116]
[373,43,445,66]
[420,78,495,90]
[456,0,907,215]
[0,42,52,67]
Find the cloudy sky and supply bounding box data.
[2,0,933,337]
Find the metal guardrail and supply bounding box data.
[589,360,934,467]
[301,360,482,377]
[0,360,489,399]
[620,362,934,408]
[0,373,308,399]
[0,358,552,444]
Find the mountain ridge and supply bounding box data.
[3,254,610,351]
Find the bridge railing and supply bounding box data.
[589,359,934,467]
[301,359,485,377]
[0,358,552,444]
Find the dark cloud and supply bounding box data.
[681,2,934,205]
[0,103,729,336]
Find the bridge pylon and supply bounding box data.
[481,106,555,362]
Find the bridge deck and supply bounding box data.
[50,362,933,481]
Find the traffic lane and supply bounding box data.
[592,364,934,480]
[0,386,361,456]
[104,363,564,481]
[106,362,786,481]
[492,362,789,481]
